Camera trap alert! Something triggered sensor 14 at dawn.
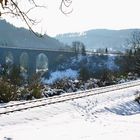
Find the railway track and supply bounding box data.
[0,79,140,115]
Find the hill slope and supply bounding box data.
[56,29,140,51]
[0,20,64,49]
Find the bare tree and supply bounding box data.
[60,0,73,14]
[118,30,140,74]
[0,0,73,36]
[128,30,140,50]
[130,31,140,75]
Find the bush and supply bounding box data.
[0,79,18,103]
[19,87,31,100]
[28,73,42,99]
[19,83,43,100]
[9,65,23,86]
[135,90,140,104]
[100,69,117,85]
[79,67,90,81]
[0,64,44,102]
[31,84,42,99]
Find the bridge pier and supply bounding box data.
[28,53,37,75]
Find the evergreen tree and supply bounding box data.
[81,43,86,56]
[105,48,108,54]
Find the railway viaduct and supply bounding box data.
[0,46,75,75]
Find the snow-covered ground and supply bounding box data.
[43,68,78,84]
[0,85,140,140]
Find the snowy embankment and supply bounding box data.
[43,68,78,84]
[0,84,140,140]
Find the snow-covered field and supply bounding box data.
[0,85,140,140]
